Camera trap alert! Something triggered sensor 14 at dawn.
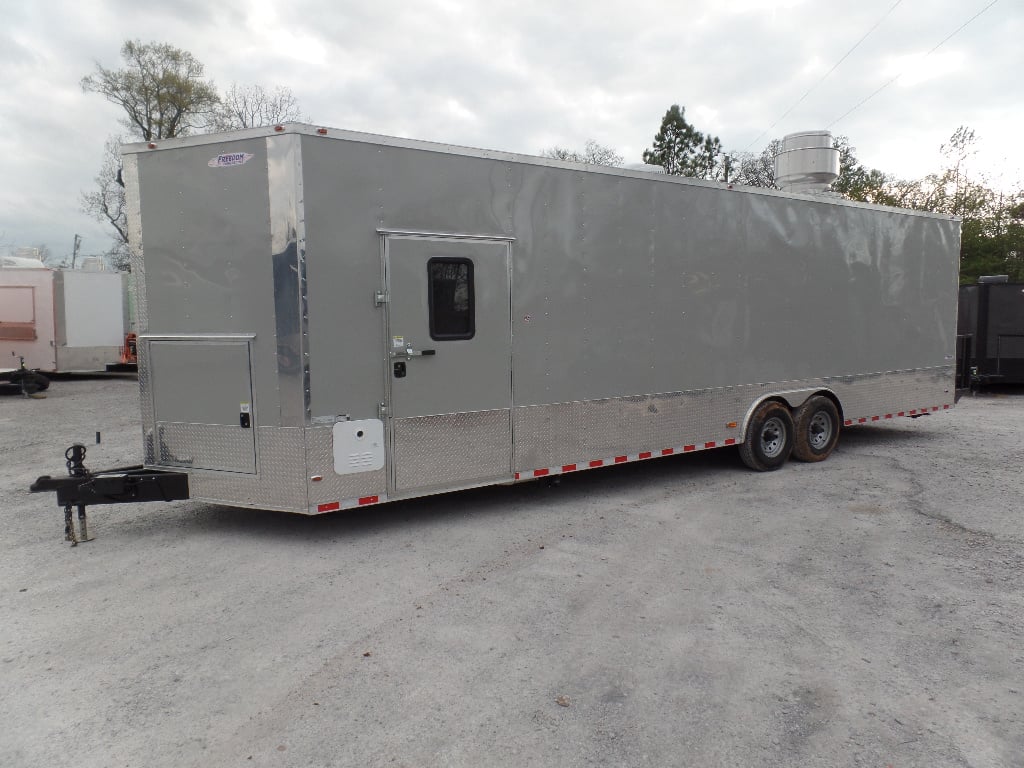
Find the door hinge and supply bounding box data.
[374,291,389,306]
[378,401,389,419]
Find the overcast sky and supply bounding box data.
[1,0,1020,261]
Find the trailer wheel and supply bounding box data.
[792,396,840,462]
[16,373,49,394]
[11,371,40,395]
[739,401,794,471]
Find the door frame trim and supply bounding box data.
[380,233,514,493]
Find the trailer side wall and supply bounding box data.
[301,138,957,415]
[299,135,958,485]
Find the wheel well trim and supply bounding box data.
[740,388,842,442]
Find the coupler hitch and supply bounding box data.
[30,444,190,546]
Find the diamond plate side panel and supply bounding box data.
[514,367,955,471]
[185,426,308,512]
[824,367,952,418]
[137,341,156,464]
[155,422,256,473]
[304,426,387,504]
[514,389,747,470]
[394,409,512,491]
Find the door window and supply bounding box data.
[427,258,475,340]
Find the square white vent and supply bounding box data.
[332,419,385,475]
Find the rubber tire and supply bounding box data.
[792,395,840,462]
[13,372,48,394]
[19,375,39,395]
[10,371,35,394]
[739,400,794,471]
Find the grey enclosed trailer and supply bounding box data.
[33,123,961,527]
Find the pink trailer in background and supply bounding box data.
[0,267,129,373]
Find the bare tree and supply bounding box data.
[81,40,220,140]
[214,83,304,130]
[940,126,983,218]
[81,40,219,265]
[105,241,132,272]
[81,135,130,269]
[728,139,783,188]
[32,243,56,266]
[541,139,623,167]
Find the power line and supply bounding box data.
[828,0,1001,128]
[743,0,905,152]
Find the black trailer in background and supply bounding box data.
[958,276,1024,388]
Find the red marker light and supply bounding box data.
[274,125,285,132]
[147,142,157,149]
[317,128,328,135]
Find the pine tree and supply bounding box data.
[642,105,721,179]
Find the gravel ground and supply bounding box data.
[1,377,1021,768]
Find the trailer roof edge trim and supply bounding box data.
[121,122,960,221]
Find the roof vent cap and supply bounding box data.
[774,130,840,194]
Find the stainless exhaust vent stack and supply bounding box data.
[774,131,840,194]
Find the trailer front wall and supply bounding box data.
[980,283,1024,382]
[129,136,310,511]
[985,284,1024,366]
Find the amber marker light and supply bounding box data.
[727,422,738,429]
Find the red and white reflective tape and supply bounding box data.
[844,404,950,427]
[514,437,738,481]
[314,403,954,507]
[314,494,384,514]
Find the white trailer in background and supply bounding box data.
[0,267,130,373]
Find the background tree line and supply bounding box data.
[83,44,1019,286]
[544,105,1023,285]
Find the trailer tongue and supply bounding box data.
[31,445,189,545]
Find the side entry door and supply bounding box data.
[384,235,512,493]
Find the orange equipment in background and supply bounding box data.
[120,333,137,366]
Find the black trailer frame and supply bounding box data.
[31,445,189,545]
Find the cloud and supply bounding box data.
[1,0,1020,255]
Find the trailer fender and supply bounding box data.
[739,388,841,441]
